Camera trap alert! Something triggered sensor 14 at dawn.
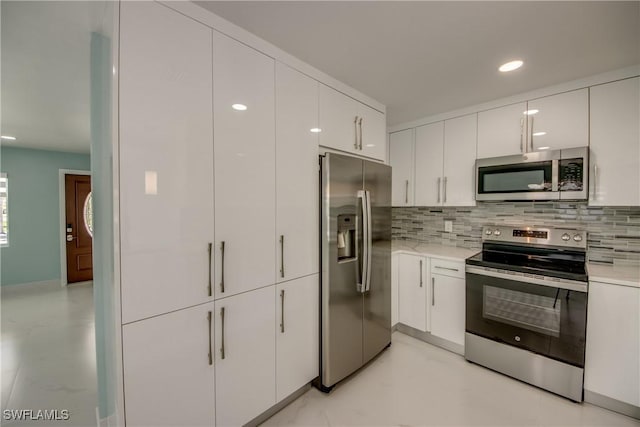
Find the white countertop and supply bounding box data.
[587,263,640,289]
[392,240,479,262]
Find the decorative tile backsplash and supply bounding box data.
[392,202,640,266]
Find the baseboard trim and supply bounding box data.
[245,382,312,427]
[0,279,61,290]
[584,389,640,420]
[395,323,464,356]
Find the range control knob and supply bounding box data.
[573,234,583,242]
[485,229,493,236]
[561,233,571,241]
[493,229,502,236]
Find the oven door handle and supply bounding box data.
[465,266,588,293]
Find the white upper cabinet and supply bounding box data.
[415,122,444,206]
[276,275,319,402]
[443,114,477,206]
[119,1,214,323]
[397,254,428,332]
[359,104,387,161]
[589,77,640,206]
[319,84,359,153]
[122,302,216,427]
[413,116,476,207]
[390,129,415,206]
[275,63,319,282]
[214,286,276,427]
[319,84,386,161]
[477,102,527,158]
[213,31,276,299]
[527,88,588,151]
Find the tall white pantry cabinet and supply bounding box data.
[119,2,324,426]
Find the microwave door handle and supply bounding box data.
[552,160,559,192]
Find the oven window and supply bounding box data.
[483,286,561,337]
[478,161,553,193]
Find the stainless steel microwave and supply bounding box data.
[476,147,589,201]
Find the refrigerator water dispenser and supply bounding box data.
[337,214,356,262]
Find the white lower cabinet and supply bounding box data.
[398,254,428,332]
[276,275,319,401]
[391,254,399,326]
[214,286,276,427]
[429,258,466,346]
[122,303,215,427]
[585,281,640,408]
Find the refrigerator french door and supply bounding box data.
[319,153,391,390]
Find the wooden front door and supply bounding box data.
[65,174,93,283]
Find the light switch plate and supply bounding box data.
[444,220,453,233]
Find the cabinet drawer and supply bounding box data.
[430,258,465,279]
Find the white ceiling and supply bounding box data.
[196,1,640,127]
[0,1,109,154]
[2,2,638,154]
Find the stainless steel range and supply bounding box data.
[465,225,588,402]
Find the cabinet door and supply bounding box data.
[415,122,444,206]
[319,84,359,154]
[391,254,398,327]
[215,286,276,426]
[589,77,640,206]
[276,275,319,402]
[213,31,276,299]
[585,281,640,407]
[430,274,465,346]
[527,88,588,151]
[275,63,319,282]
[119,1,214,323]
[443,114,477,206]
[389,129,414,206]
[123,303,215,426]
[397,254,428,332]
[477,102,527,158]
[359,104,387,161]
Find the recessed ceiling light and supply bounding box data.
[310,128,322,133]
[499,60,523,72]
[1,135,16,140]
[524,109,539,116]
[539,146,551,150]
[533,131,547,136]
[232,104,247,111]
[366,144,375,147]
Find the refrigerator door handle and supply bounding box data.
[364,190,373,292]
[357,190,368,293]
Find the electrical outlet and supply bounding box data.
[444,220,453,233]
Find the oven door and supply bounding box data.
[476,150,559,201]
[466,266,587,367]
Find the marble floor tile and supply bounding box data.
[263,332,639,427]
[1,281,98,427]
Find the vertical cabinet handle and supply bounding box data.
[207,311,213,366]
[280,290,285,333]
[279,235,285,278]
[593,164,598,200]
[419,260,423,287]
[207,243,212,296]
[431,277,435,306]
[358,117,363,150]
[520,117,525,153]
[443,177,448,203]
[529,116,534,152]
[354,116,359,149]
[437,177,441,204]
[405,180,409,204]
[220,307,226,360]
[220,241,225,293]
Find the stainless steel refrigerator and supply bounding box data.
[319,152,392,391]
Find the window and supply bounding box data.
[0,173,7,245]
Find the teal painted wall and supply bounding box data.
[0,147,90,286]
